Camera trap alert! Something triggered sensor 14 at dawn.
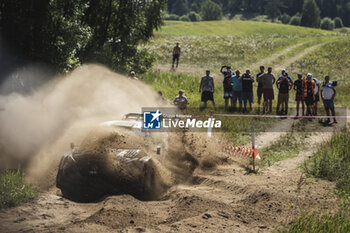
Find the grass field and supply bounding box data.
[155,20,334,37]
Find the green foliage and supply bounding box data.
[179,15,190,21]
[264,0,285,22]
[280,206,350,233]
[289,14,301,26]
[280,13,291,24]
[334,17,344,28]
[301,0,321,28]
[188,11,201,22]
[320,17,334,31]
[303,129,350,196]
[165,13,180,20]
[0,170,37,209]
[200,0,222,21]
[0,0,166,73]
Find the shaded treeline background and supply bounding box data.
[167,0,350,26]
[0,0,166,93]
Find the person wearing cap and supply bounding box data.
[256,66,265,113]
[258,67,275,113]
[293,74,305,117]
[277,69,293,83]
[199,70,215,108]
[232,70,243,111]
[304,73,315,117]
[321,76,337,124]
[129,71,138,80]
[276,71,293,115]
[239,69,254,112]
[174,90,189,110]
[172,42,181,69]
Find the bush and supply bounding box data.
[334,17,344,28]
[165,13,180,21]
[320,17,335,30]
[0,170,37,209]
[280,13,291,24]
[289,14,301,26]
[179,15,190,21]
[188,11,201,22]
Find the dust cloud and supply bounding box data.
[0,64,160,174]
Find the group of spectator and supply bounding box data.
[195,65,337,123]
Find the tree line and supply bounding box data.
[166,0,350,28]
[0,0,166,75]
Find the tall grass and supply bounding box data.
[303,128,350,196]
[280,205,350,233]
[0,170,37,209]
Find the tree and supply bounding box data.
[200,0,223,21]
[264,0,285,22]
[0,0,166,73]
[188,11,202,21]
[320,17,334,30]
[300,0,321,28]
[171,0,189,16]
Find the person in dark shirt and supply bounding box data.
[172,43,181,69]
[239,69,254,112]
[293,74,305,117]
[223,70,233,109]
[256,66,265,113]
[276,72,293,115]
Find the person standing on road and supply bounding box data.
[304,74,315,117]
[258,67,275,113]
[223,70,233,109]
[256,66,265,113]
[199,70,215,108]
[239,69,254,112]
[172,42,181,69]
[232,70,243,111]
[321,76,337,124]
[276,72,293,115]
[293,74,305,117]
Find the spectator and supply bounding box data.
[129,71,138,80]
[172,42,181,69]
[321,76,337,124]
[256,66,265,113]
[173,90,189,110]
[304,73,315,117]
[276,72,293,115]
[312,75,321,116]
[232,70,243,111]
[293,74,305,117]
[223,70,233,109]
[239,69,254,112]
[258,67,275,113]
[220,65,232,77]
[199,70,215,108]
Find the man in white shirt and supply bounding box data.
[321,76,337,124]
[174,90,189,110]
